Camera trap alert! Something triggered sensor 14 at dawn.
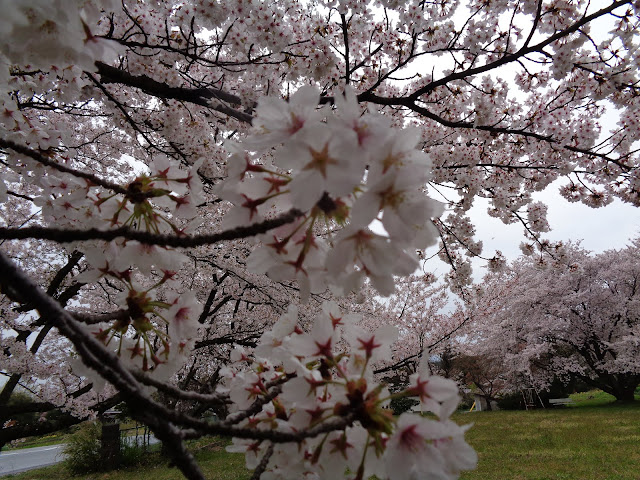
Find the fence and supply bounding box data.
[119,423,152,449]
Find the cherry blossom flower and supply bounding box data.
[254,305,300,360]
[288,312,338,360]
[345,323,399,364]
[113,241,188,276]
[218,83,444,297]
[383,413,448,480]
[383,414,477,480]
[248,85,327,150]
[332,87,391,157]
[166,291,202,342]
[214,301,472,480]
[277,125,363,210]
[407,357,461,418]
[327,226,419,295]
[351,167,444,248]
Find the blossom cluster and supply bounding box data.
[0,0,122,73]
[2,141,206,373]
[220,86,444,298]
[219,302,477,480]
[71,157,205,373]
[10,152,207,374]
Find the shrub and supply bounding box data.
[121,440,150,466]
[63,422,102,474]
[389,396,419,415]
[457,391,475,411]
[64,421,152,474]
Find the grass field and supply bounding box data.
[5,432,70,451]
[5,391,640,480]
[457,402,640,480]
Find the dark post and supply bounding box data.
[101,421,121,467]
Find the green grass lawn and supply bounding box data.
[457,403,640,480]
[5,432,71,451]
[5,391,640,480]
[567,389,640,407]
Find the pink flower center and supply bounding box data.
[399,424,425,453]
[288,113,305,134]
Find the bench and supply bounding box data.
[549,398,575,406]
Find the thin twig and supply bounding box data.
[250,443,274,480]
[0,138,129,195]
[132,370,230,405]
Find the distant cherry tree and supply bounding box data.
[466,241,640,403]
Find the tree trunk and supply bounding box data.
[613,386,637,403]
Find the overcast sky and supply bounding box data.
[422,180,640,282]
[473,184,639,258]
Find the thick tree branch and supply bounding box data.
[406,0,629,100]
[95,62,253,124]
[194,334,259,349]
[72,309,129,324]
[131,370,230,405]
[0,208,305,246]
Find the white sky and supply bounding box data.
[421,184,640,282]
[472,184,639,256]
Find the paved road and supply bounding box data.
[0,444,66,476]
[0,435,159,476]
